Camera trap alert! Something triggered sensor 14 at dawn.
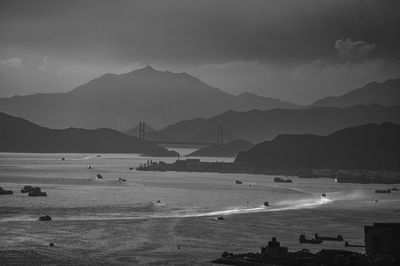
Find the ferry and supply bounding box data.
[28,187,47,197]
[21,185,34,193]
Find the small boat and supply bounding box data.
[274,177,293,183]
[118,178,127,182]
[321,193,327,198]
[0,187,13,195]
[345,241,365,248]
[21,185,34,193]
[87,165,92,169]
[216,217,225,220]
[96,155,101,157]
[61,157,65,161]
[263,201,269,207]
[391,187,399,191]
[96,174,103,179]
[234,180,243,184]
[373,200,379,203]
[299,234,323,244]
[375,189,391,193]
[28,187,47,197]
[314,233,343,241]
[38,215,52,221]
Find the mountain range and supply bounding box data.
[0,66,298,131]
[151,104,400,143]
[0,66,398,145]
[235,122,400,171]
[0,112,177,156]
[310,78,400,107]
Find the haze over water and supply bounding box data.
[1,150,399,265]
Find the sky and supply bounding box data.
[0,0,399,104]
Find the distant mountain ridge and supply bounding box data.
[152,104,400,143]
[0,65,299,131]
[188,139,254,157]
[0,112,177,156]
[235,122,400,171]
[310,78,400,107]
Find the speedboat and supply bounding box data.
[264,201,269,207]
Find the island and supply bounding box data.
[0,112,177,156]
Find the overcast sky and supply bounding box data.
[1,0,399,104]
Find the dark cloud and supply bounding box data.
[1,0,399,64]
[0,0,399,103]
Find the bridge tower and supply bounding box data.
[217,123,224,145]
[138,122,145,139]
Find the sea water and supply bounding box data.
[0,151,399,265]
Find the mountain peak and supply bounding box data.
[129,64,158,74]
[142,64,155,71]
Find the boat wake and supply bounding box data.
[176,196,332,218]
[0,196,332,222]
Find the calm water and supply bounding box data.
[1,151,399,265]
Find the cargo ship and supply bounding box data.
[299,234,323,244]
[375,189,391,193]
[315,233,343,241]
[0,187,13,195]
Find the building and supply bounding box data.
[364,223,400,262]
[261,237,289,258]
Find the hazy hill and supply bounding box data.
[188,139,254,157]
[0,66,299,131]
[0,112,177,156]
[124,123,174,141]
[310,78,400,107]
[235,122,400,171]
[125,123,157,137]
[154,105,400,143]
